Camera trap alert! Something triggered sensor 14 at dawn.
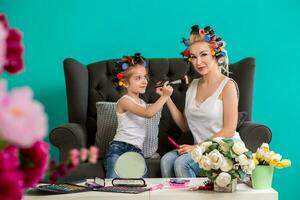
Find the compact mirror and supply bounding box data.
[114,152,147,178]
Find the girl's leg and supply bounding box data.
[174,153,200,177]
[160,150,180,178]
[104,141,126,178]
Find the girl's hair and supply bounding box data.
[181,25,229,76]
[113,53,147,89]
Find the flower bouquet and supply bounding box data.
[49,146,99,184]
[251,143,291,189]
[1,14,101,199]
[1,14,49,200]
[191,137,255,192]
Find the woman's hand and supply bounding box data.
[177,144,197,155]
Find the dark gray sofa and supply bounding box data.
[49,57,272,180]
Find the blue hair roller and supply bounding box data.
[204,35,210,42]
[121,63,129,70]
[220,51,226,57]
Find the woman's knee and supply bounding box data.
[174,155,189,168]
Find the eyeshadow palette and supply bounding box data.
[36,183,92,194]
[96,186,149,194]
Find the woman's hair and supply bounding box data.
[113,53,147,89]
[181,25,229,76]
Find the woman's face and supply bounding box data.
[189,41,218,75]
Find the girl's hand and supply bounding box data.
[156,81,173,97]
[155,81,164,96]
[177,144,197,155]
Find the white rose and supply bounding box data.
[220,158,233,172]
[200,141,213,151]
[212,137,223,143]
[219,140,230,152]
[242,159,256,174]
[215,172,232,187]
[232,141,247,155]
[199,155,212,171]
[235,154,248,165]
[191,146,203,163]
[208,149,224,170]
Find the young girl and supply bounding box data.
[159,25,241,177]
[104,53,173,178]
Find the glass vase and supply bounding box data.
[213,178,237,192]
[251,165,274,189]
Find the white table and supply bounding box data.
[24,178,278,200]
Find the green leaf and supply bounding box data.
[228,170,239,179]
[229,149,237,159]
[237,169,246,180]
[0,139,8,150]
[207,143,219,153]
[244,150,253,159]
[204,170,215,180]
[223,138,234,147]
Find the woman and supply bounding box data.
[159,25,241,177]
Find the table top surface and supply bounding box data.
[24,178,278,200]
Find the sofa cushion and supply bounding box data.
[95,102,161,159]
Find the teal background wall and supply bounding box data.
[1,0,299,199]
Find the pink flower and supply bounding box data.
[88,146,99,164]
[0,145,24,200]
[80,148,88,161]
[4,29,24,74]
[57,163,68,176]
[0,14,24,75]
[0,145,19,172]
[20,141,49,188]
[0,170,24,200]
[0,85,48,148]
[70,149,80,166]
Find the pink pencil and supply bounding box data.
[150,184,164,191]
[167,136,180,149]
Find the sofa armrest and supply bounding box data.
[49,123,87,161]
[238,121,272,152]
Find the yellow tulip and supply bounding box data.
[281,159,291,167]
[274,159,291,169]
[269,159,279,167]
[253,157,259,165]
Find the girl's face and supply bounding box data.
[125,65,148,94]
[189,41,218,75]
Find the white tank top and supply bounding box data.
[113,95,146,149]
[184,77,241,144]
